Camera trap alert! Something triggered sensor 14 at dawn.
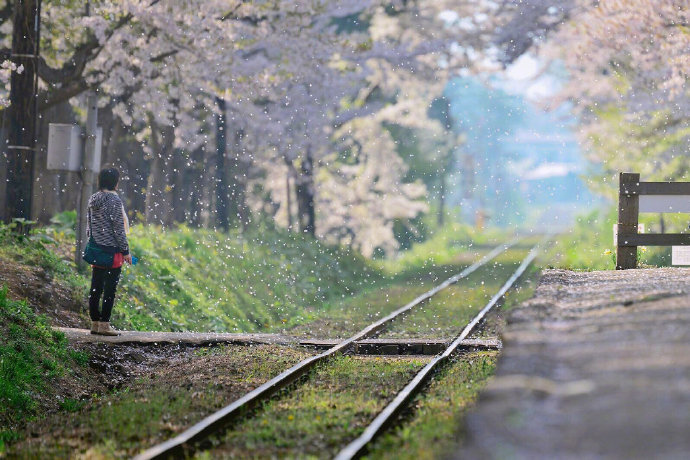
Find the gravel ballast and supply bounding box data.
[456,268,690,459]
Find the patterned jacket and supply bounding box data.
[86,191,129,255]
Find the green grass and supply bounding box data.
[0,220,88,296]
[0,285,87,454]
[8,345,313,458]
[550,208,682,270]
[382,250,528,339]
[365,351,498,459]
[199,355,427,459]
[113,224,381,332]
[0,216,382,334]
[378,222,511,274]
[287,245,530,339]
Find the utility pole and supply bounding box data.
[75,91,98,267]
[5,0,41,224]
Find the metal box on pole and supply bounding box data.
[47,123,103,172]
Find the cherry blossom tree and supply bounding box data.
[1,0,500,255]
[494,0,690,193]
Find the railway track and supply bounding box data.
[335,242,541,460]
[134,240,522,460]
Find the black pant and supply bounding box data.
[89,266,121,322]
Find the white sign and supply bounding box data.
[47,124,81,171]
[613,223,645,246]
[639,195,690,213]
[47,123,102,172]
[672,246,690,265]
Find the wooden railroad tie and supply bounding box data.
[56,328,500,356]
[299,337,501,355]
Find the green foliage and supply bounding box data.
[0,286,86,448]
[549,209,617,270]
[392,215,429,252]
[588,106,690,200]
[0,220,88,299]
[58,398,85,413]
[550,208,677,270]
[379,222,506,274]
[48,210,77,237]
[113,225,381,332]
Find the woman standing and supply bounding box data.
[86,168,132,336]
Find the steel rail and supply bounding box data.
[334,242,541,460]
[133,240,517,460]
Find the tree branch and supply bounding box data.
[37,79,90,112]
[151,49,179,62]
[37,40,99,84]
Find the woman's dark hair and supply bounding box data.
[98,168,120,191]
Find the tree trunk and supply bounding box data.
[102,118,123,167]
[5,0,41,223]
[188,146,206,227]
[171,148,188,224]
[296,147,316,236]
[437,173,446,227]
[215,97,229,231]
[144,122,174,226]
[285,171,293,230]
[227,127,250,230]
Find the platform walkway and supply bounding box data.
[455,268,690,459]
[55,328,295,346]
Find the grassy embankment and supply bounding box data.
[0,216,381,333]
[115,224,381,332]
[0,286,89,453]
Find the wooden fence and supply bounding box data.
[617,172,690,269]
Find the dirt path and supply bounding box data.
[455,268,690,459]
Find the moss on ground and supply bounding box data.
[364,351,499,460]
[9,344,314,458]
[198,355,427,459]
[382,250,528,339]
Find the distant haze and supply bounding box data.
[444,66,595,229]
